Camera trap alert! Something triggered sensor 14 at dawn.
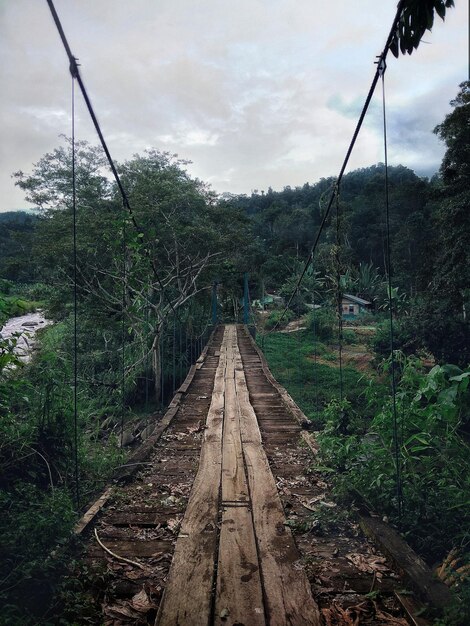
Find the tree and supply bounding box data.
[434,81,470,190]
[408,82,470,365]
[14,140,248,398]
[0,212,39,282]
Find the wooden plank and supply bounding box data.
[235,370,262,445]
[214,506,265,626]
[243,441,322,626]
[234,329,322,626]
[395,592,431,626]
[221,333,249,503]
[75,487,113,535]
[177,330,214,393]
[359,514,453,610]
[178,365,197,393]
[156,329,227,626]
[116,404,179,482]
[301,431,320,454]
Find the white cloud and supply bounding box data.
[0,0,468,209]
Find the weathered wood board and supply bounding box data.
[156,330,227,626]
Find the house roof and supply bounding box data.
[342,294,371,306]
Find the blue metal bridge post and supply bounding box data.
[243,273,249,325]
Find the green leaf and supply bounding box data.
[410,444,432,453]
[405,434,430,447]
[448,501,470,510]
[449,372,470,383]
[434,0,446,20]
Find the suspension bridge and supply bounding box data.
[72,323,452,625]
[20,0,455,623]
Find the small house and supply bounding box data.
[252,293,284,310]
[341,294,371,319]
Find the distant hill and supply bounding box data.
[220,163,431,295]
[0,209,39,220]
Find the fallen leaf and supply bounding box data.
[131,588,155,613]
[187,420,203,434]
[103,602,140,619]
[167,518,181,534]
[346,552,390,578]
[373,603,409,625]
[220,607,230,619]
[125,569,145,580]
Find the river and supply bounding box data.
[0,311,51,364]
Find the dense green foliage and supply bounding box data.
[0,211,38,282]
[318,361,470,559]
[406,81,470,366]
[1,147,241,621]
[260,327,470,622]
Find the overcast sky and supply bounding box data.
[0,0,468,211]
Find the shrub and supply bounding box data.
[319,359,470,563]
[0,279,14,295]
[371,319,417,360]
[342,329,357,344]
[264,309,295,330]
[306,308,336,341]
[345,311,379,326]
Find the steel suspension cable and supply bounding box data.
[71,76,80,509]
[120,218,126,444]
[172,312,176,394]
[145,304,150,416]
[45,0,184,326]
[335,188,344,403]
[311,282,319,414]
[380,65,403,519]
[268,0,406,333]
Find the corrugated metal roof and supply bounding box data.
[342,293,371,306]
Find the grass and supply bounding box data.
[258,329,378,426]
[0,293,42,325]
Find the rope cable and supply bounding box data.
[145,304,150,414]
[380,67,403,518]
[160,328,165,407]
[179,322,183,384]
[172,312,176,394]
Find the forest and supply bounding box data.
[0,81,468,624]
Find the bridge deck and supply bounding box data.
[77,324,422,625]
[156,325,320,625]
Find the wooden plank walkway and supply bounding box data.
[76,324,432,625]
[156,325,321,626]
